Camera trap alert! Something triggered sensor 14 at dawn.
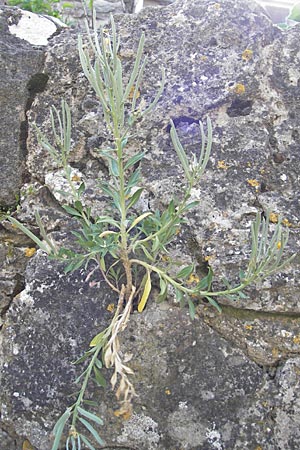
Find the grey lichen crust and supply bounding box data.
[1,0,300,448]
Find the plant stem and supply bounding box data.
[130,258,256,299]
[115,137,133,300]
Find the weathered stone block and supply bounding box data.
[1,0,300,448]
[0,7,62,206]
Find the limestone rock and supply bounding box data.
[25,0,299,313]
[1,0,300,448]
[0,7,63,207]
[0,251,272,449]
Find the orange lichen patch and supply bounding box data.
[106,303,115,313]
[24,247,36,257]
[269,212,279,223]
[165,388,171,395]
[22,440,35,450]
[282,218,292,227]
[128,85,140,100]
[247,179,260,188]
[293,335,300,345]
[242,49,253,61]
[217,160,228,170]
[71,174,81,182]
[113,403,132,420]
[187,273,200,284]
[234,83,245,95]
[244,324,253,331]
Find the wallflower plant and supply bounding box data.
[6,13,295,450]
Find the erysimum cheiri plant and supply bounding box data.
[5,12,295,450]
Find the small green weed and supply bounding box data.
[7,0,73,20]
[6,13,295,450]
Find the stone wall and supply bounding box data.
[1,0,300,449]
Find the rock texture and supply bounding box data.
[1,0,300,449]
[61,0,175,29]
[0,7,64,207]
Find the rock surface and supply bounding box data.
[1,0,300,449]
[0,7,62,207]
[0,252,279,449]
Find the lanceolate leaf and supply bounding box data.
[138,270,152,312]
[62,205,83,217]
[8,217,49,253]
[78,417,105,445]
[176,264,194,279]
[126,188,144,210]
[80,435,96,450]
[90,330,106,347]
[93,366,107,387]
[77,406,104,425]
[51,409,71,450]
[205,296,222,313]
[128,211,152,232]
[187,298,196,320]
[124,152,145,170]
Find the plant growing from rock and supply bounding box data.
[6,14,295,450]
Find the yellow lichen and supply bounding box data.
[242,49,253,61]
[217,160,228,170]
[106,303,115,313]
[187,273,200,284]
[165,388,171,395]
[247,179,260,188]
[282,218,292,227]
[293,335,300,345]
[22,440,35,450]
[24,247,36,257]
[71,174,81,182]
[113,403,132,420]
[234,83,245,95]
[244,324,253,331]
[269,213,279,223]
[128,85,140,100]
[277,242,282,249]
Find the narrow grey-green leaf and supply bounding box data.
[77,406,104,425]
[8,217,49,253]
[80,435,96,450]
[126,188,144,210]
[78,418,105,445]
[176,265,194,279]
[93,366,107,387]
[51,409,71,450]
[187,298,196,320]
[205,296,222,313]
[62,205,83,217]
[124,152,145,170]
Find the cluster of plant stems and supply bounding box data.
[5,13,295,450]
